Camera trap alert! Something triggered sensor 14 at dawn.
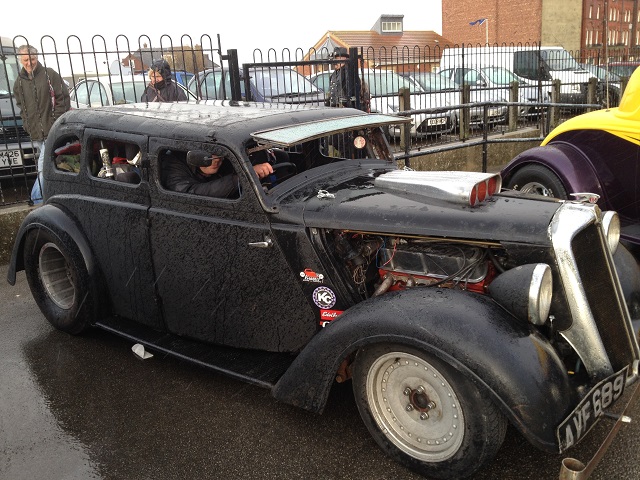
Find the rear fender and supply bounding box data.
[7,204,105,316]
[273,287,572,452]
[502,143,604,200]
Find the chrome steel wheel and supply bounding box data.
[365,351,464,461]
[38,242,76,310]
[517,181,555,197]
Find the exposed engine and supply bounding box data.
[328,230,503,299]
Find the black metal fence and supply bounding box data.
[1,35,629,206]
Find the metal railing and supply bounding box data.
[1,36,626,206]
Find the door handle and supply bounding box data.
[248,237,273,248]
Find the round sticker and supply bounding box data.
[312,286,337,309]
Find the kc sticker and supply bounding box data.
[300,268,324,283]
[312,286,336,309]
[319,309,344,327]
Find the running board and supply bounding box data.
[94,316,296,389]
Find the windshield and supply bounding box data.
[0,48,20,97]
[413,73,458,92]
[251,68,321,97]
[481,67,521,85]
[364,70,423,96]
[540,49,582,71]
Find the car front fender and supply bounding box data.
[501,142,604,200]
[272,287,572,453]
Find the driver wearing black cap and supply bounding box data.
[164,146,273,198]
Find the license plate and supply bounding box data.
[0,149,23,168]
[427,117,447,126]
[488,108,500,117]
[557,367,627,452]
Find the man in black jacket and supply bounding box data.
[141,59,187,102]
[164,149,273,198]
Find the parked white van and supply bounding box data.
[440,46,594,104]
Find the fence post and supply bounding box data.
[399,87,411,154]
[508,81,518,132]
[226,49,242,101]
[459,84,470,141]
[549,79,561,130]
[587,77,598,112]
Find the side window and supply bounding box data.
[201,71,230,100]
[89,138,141,183]
[88,81,109,107]
[52,135,82,173]
[514,51,540,80]
[74,81,90,105]
[159,146,240,199]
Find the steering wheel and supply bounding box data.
[261,162,298,188]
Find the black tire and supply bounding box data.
[506,164,568,199]
[352,343,507,479]
[23,228,93,334]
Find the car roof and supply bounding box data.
[57,101,407,146]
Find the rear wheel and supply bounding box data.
[352,344,507,479]
[23,229,93,334]
[506,164,568,199]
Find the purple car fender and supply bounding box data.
[501,142,605,201]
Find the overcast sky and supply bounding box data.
[4,0,442,75]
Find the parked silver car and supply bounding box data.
[403,72,506,128]
[439,66,549,120]
[69,75,196,108]
[189,66,324,105]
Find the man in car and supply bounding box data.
[141,59,187,102]
[164,148,273,198]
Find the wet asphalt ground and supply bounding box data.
[2,262,640,480]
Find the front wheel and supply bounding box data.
[506,164,568,199]
[23,228,94,334]
[352,344,507,479]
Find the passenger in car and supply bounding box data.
[164,149,273,198]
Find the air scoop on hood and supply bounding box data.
[374,170,502,206]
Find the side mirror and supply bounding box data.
[187,150,213,167]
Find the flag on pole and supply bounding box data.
[469,18,487,26]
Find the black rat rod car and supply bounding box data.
[7,101,640,479]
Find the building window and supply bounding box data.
[589,5,592,19]
[382,21,402,33]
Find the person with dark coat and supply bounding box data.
[164,149,273,198]
[326,47,370,112]
[13,44,71,205]
[141,59,187,102]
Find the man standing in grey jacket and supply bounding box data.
[13,44,70,205]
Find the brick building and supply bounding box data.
[442,0,640,60]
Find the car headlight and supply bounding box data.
[602,210,620,254]
[489,263,553,326]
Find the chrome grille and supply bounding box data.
[551,202,639,380]
[0,124,29,143]
[572,223,638,371]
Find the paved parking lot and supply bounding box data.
[2,263,640,480]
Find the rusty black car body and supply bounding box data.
[7,100,640,479]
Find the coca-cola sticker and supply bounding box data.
[312,286,336,309]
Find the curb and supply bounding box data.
[0,204,33,266]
